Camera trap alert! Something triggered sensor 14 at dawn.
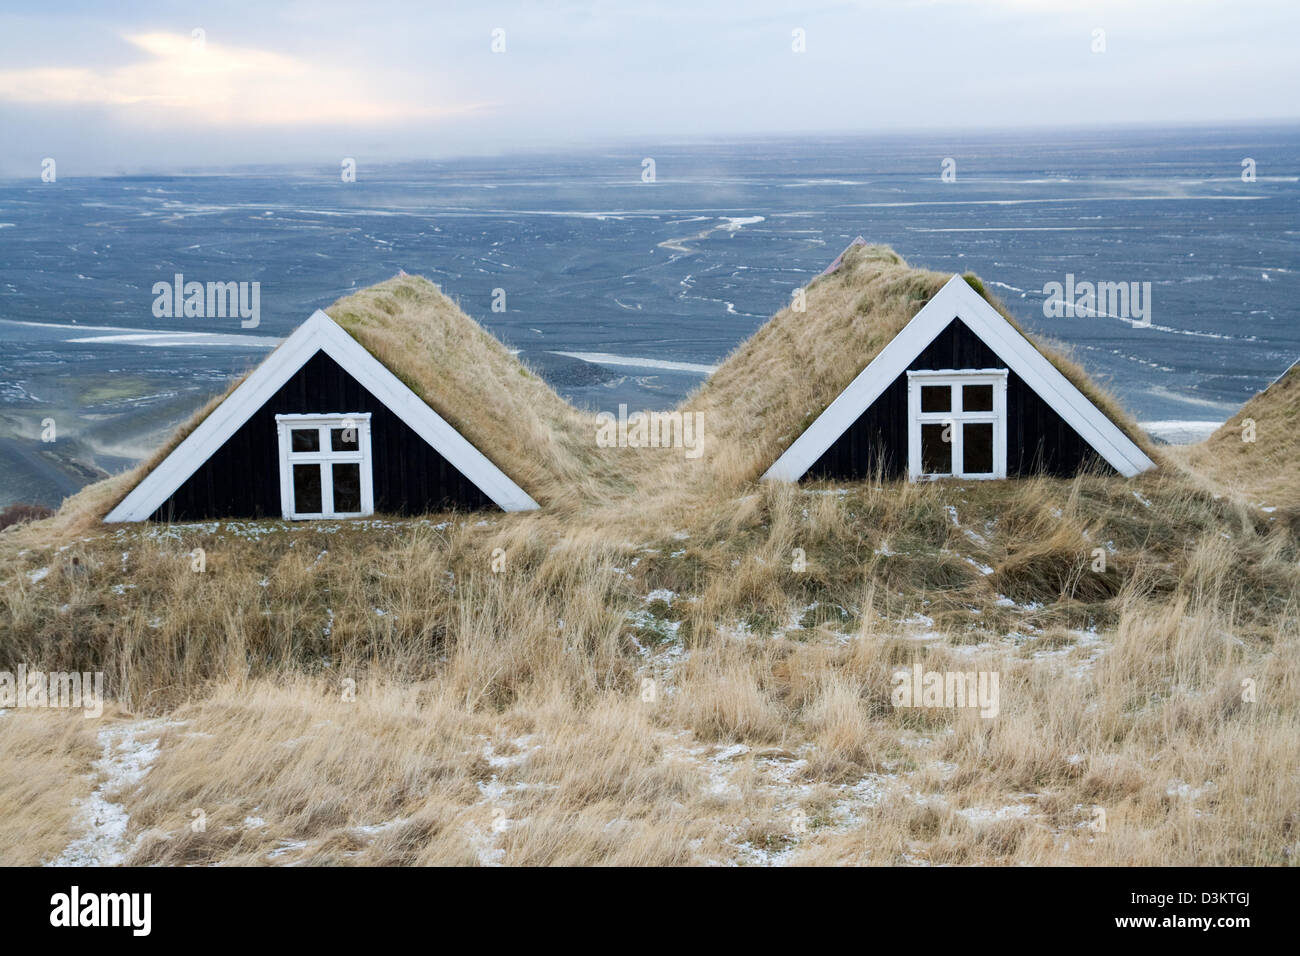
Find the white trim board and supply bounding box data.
[762,274,1156,481]
[105,310,539,521]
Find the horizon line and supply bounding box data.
[3,118,1300,182]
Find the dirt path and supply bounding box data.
[47,719,168,867]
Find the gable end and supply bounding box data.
[763,275,1155,482]
[105,310,539,521]
[806,318,1111,480]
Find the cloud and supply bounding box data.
[0,31,486,125]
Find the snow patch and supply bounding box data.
[49,720,173,867]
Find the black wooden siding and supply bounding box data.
[151,350,494,520]
[805,318,1112,481]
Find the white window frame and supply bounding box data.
[275,413,374,519]
[906,369,1008,480]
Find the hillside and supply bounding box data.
[1,252,1297,867]
[1182,361,1300,507]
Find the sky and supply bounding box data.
[0,0,1297,176]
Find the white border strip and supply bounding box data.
[105,310,539,520]
[762,275,1156,481]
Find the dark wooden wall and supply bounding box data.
[805,318,1111,481]
[151,350,494,520]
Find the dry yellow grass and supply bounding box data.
[328,277,623,510]
[1,247,1296,867]
[1179,361,1300,507]
[0,709,100,865]
[2,469,1296,866]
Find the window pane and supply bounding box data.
[963,423,994,474]
[291,428,320,452]
[293,464,322,513]
[921,385,951,413]
[332,463,361,513]
[331,426,359,451]
[963,383,994,412]
[921,423,952,475]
